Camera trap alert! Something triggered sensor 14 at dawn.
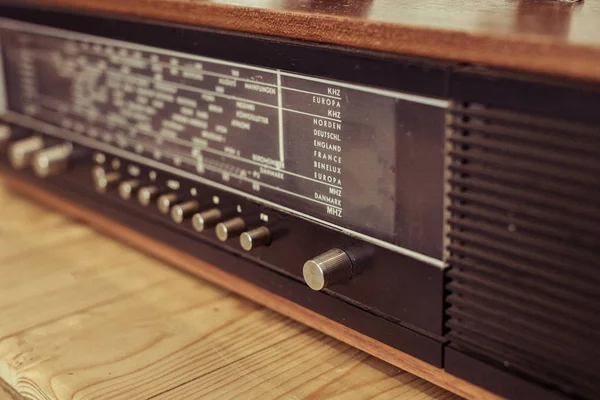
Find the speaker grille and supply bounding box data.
[445,102,600,399]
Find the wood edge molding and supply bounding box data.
[0,173,503,400]
[12,0,600,82]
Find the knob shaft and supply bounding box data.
[32,143,73,178]
[215,217,246,242]
[240,226,271,251]
[303,249,354,291]
[171,200,199,224]
[157,193,179,214]
[8,136,44,169]
[137,185,161,206]
[192,208,223,232]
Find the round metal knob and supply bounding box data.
[303,249,354,291]
[118,179,141,200]
[8,136,44,169]
[170,200,199,224]
[192,208,223,232]
[157,193,179,214]
[240,226,271,251]
[32,143,73,178]
[137,185,161,206]
[215,217,246,242]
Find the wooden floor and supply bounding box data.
[0,183,461,400]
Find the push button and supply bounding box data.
[157,193,179,215]
[192,208,223,232]
[8,136,44,169]
[240,226,271,251]
[215,217,246,242]
[32,143,73,178]
[170,200,200,224]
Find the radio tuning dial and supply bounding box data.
[240,226,271,251]
[170,200,200,224]
[157,193,179,214]
[303,249,354,291]
[32,143,73,178]
[8,136,44,169]
[215,217,246,242]
[192,208,223,232]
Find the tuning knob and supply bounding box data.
[32,143,73,178]
[215,217,246,242]
[170,200,200,224]
[118,179,142,200]
[192,208,223,232]
[137,185,162,206]
[92,167,121,193]
[8,136,44,169]
[240,226,271,251]
[303,249,354,291]
[157,193,179,214]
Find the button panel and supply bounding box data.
[0,126,444,334]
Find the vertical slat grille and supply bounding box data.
[445,103,600,399]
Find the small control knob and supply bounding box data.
[137,185,161,206]
[303,249,354,291]
[93,167,121,193]
[240,226,271,251]
[32,143,73,178]
[170,200,200,224]
[192,208,223,232]
[118,179,142,200]
[215,217,246,242]
[157,193,179,214]
[8,136,44,169]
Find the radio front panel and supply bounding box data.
[0,6,449,363]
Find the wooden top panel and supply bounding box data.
[13,0,600,82]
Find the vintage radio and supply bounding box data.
[0,1,599,399]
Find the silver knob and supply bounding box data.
[93,169,121,193]
[303,249,354,291]
[32,143,73,178]
[118,179,141,200]
[215,217,246,242]
[137,185,161,206]
[192,208,223,232]
[8,136,44,169]
[171,200,199,224]
[157,193,179,214]
[240,226,271,251]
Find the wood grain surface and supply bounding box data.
[11,0,600,82]
[0,181,466,399]
[0,379,23,400]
